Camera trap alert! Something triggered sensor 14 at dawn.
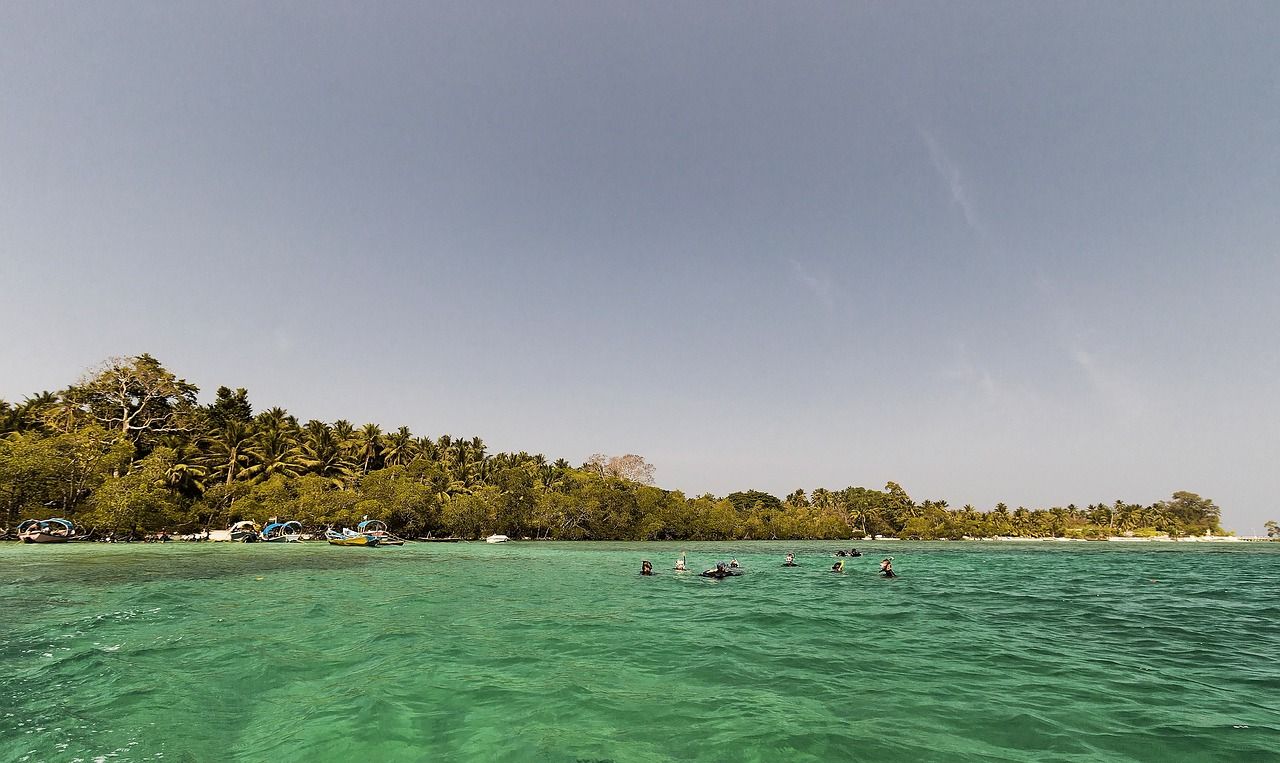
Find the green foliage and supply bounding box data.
[0,355,1232,541]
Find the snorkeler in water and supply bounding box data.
[701,562,740,579]
[783,552,798,567]
[880,557,896,578]
[831,560,844,573]
[641,560,654,576]
[674,553,687,571]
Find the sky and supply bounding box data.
[1,2,1277,533]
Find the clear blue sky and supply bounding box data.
[2,2,1277,532]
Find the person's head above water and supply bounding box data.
[641,560,653,574]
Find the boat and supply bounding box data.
[229,520,261,543]
[260,520,303,543]
[485,534,510,544]
[356,519,404,546]
[326,528,380,547]
[17,518,76,543]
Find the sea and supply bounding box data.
[2,540,1278,762]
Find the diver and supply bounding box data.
[848,548,862,557]
[834,550,848,557]
[641,560,654,576]
[782,552,798,567]
[831,560,844,573]
[701,562,735,579]
[880,557,896,578]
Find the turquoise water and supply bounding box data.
[2,541,1278,762]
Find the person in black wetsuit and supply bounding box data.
[880,557,896,578]
[641,560,654,576]
[701,562,733,579]
[831,560,844,572]
[783,552,798,567]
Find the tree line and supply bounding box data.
[0,355,1229,541]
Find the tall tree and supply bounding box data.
[64,355,198,445]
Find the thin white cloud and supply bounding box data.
[919,127,985,240]
[789,259,835,311]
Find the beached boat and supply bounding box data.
[18,518,76,543]
[356,519,404,546]
[326,528,380,547]
[229,520,261,543]
[261,520,303,543]
[485,534,510,544]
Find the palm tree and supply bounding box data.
[207,421,255,485]
[382,426,416,467]
[242,427,306,482]
[255,407,295,433]
[16,391,58,431]
[412,436,438,461]
[301,424,356,488]
[356,423,383,474]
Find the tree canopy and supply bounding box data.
[0,355,1229,541]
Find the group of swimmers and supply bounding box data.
[641,552,897,578]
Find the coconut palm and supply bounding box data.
[242,427,306,482]
[207,421,255,485]
[382,426,416,467]
[301,423,356,488]
[356,423,383,474]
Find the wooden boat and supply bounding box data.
[229,520,260,543]
[18,518,76,543]
[326,529,380,547]
[356,519,404,546]
[261,520,302,543]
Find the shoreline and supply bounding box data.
[2,535,1274,545]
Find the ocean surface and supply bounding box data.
[2,540,1278,762]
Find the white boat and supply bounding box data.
[485,534,510,544]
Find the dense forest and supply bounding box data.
[1,355,1229,541]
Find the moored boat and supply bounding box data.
[356,519,404,546]
[326,528,380,547]
[229,520,261,543]
[485,534,510,544]
[261,520,302,543]
[18,518,76,543]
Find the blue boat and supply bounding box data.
[18,518,76,543]
[261,520,303,543]
[356,519,404,546]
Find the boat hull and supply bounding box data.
[20,533,72,543]
[327,536,379,547]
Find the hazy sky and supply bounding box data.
[2,2,1277,532]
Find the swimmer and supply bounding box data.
[729,558,740,568]
[674,553,687,571]
[701,562,736,579]
[641,560,654,576]
[880,557,896,578]
[783,552,797,567]
[831,560,844,573]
